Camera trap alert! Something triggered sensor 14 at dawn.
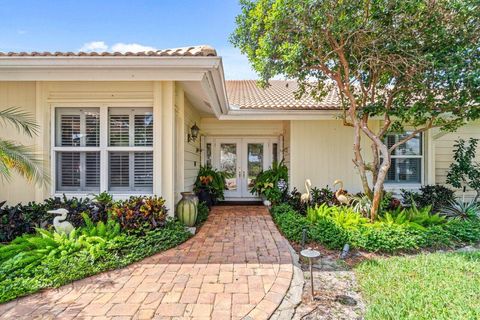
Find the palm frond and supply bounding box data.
[0,139,48,185]
[0,107,39,137]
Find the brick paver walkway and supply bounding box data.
[0,206,293,319]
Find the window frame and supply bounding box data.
[51,105,154,197]
[383,132,425,188]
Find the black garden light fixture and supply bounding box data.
[188,123,200,142]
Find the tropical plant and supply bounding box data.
[447,138,480,202]
[404,203,446,228]
[401,185,456,213]
[0,107,46,184]
[80,212,121,240]
[351,194,373,217]
[193,166,228,201]
[250,160,288,203]
[284,185,338,215]
[377,205,446,230]
[441,200,480,220]
[310,187,337,206]
[109,196,168,234]
[0,201,49,242]
[306,203,334,224]
[307,204,369,230]
[43,195,100,227]
[232,0,480,219]
[0,194,114,243]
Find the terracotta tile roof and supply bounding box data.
[0,45,217,57]
[225,80,340,110]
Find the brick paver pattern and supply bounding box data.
[0,206,293,319]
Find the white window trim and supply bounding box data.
[51,104,155,199]
[384,132,425,190]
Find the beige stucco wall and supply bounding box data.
[0,82,37,204]
[289,120,378,194]
[200,117,285,136]
[0,81,181,212]
[434,121,480,199]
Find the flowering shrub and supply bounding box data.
[110,196,168,233]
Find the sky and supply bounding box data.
[0,0,258,79]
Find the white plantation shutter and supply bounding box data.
[55,107,153,194]
[109,152,130,189]
[134,114,153,146]
[85,113,100,147]
[57,152,81,188]
[60,115,81,146]
[109,115,130,146]
[134,152,153,188]
[107,108,154,193]
[55,108,101,192]
[85,152,101,188]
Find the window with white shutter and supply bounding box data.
[55,108,100,192]
[383,132,423,184]
[108,108,153,193]
[54,107,153,194]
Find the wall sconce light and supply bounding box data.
[188,123,200,142]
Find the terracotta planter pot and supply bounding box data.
[176,192,198,227]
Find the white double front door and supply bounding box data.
[204,137,280,199]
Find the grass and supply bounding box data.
[355,251,480,320]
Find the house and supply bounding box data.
[0,45,479,211]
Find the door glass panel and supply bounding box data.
[272,143,278,163]
[220,143,237,191]
[206,143,212,167]
[247,143,264,190]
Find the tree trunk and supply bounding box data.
[369,147,391,221]
[353,123,373,198]
[371,142,379,188]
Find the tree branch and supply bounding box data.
[388,119,435,153]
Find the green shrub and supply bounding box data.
[0,201,49,242]
[0,214,124,276]
[309,216,349,249]
[444,218,480,243]
[271,204,309,242]
[196,201,210,226]
[352,225,424,252]
[307,204,369,230]
[284,186,338,215]
[401,185,455,212]
[0,219,190,303]
[271,202,479,253]
[0,193,114,243]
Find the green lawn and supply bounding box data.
[355,251,480,320]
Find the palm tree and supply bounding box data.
[0,107,46,184]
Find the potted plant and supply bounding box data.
[251,160,288,206]
[194,166,228,208]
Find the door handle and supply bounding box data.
[243,171,246,178]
